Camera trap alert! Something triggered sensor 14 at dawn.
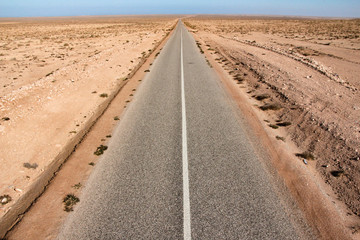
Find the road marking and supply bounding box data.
[181,27,192,240]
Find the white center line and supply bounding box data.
[181,27,192,240]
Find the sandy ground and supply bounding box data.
[0,16,177,224]
[184,16,360,236]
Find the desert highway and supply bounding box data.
[58,21,313,239]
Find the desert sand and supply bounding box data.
[0,16,177,225]
[184,15,360,233]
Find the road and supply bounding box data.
[57,21,313,239]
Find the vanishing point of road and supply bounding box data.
[58,21,314,239]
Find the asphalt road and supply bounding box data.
[57,21,313,239]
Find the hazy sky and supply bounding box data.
[0,0,359,18]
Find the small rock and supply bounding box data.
[303,159,308,165]
[0,195,11,205]
[330,170,344,178]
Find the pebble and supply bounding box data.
[1,198,8,204]
[303,159,308,165]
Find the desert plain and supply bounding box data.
[1,15,360,238]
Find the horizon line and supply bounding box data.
[0,13,358,20]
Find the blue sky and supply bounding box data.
[0,0,359,18]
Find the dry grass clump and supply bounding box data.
[269,124,279,129]
[260,103,282,111]
[23,162,38,169]
[295,151,315,160]
[63,194,80,212]
[276,122,291,127]
[276,136,285,141]
[94,145,108,156]
[234,74,245,83]
[254,94,270,101]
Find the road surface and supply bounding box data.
[57,21,313,239]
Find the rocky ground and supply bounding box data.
[184,16,360,232]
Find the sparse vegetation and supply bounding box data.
[269,124,279,129]
[100,93,108,98]
[234,74,245,83]
[94,145,108,156]
[72,183,82,189]
[196,41,204,54]
[260,103,282,111]
[276,122,291,127]
[23,162,38,169]
[114,116,120,120]
[276,136,285,141]
[63,194,80,212]
[295,151,315,160]
[45,72,53,77]
[254,94,270,101]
